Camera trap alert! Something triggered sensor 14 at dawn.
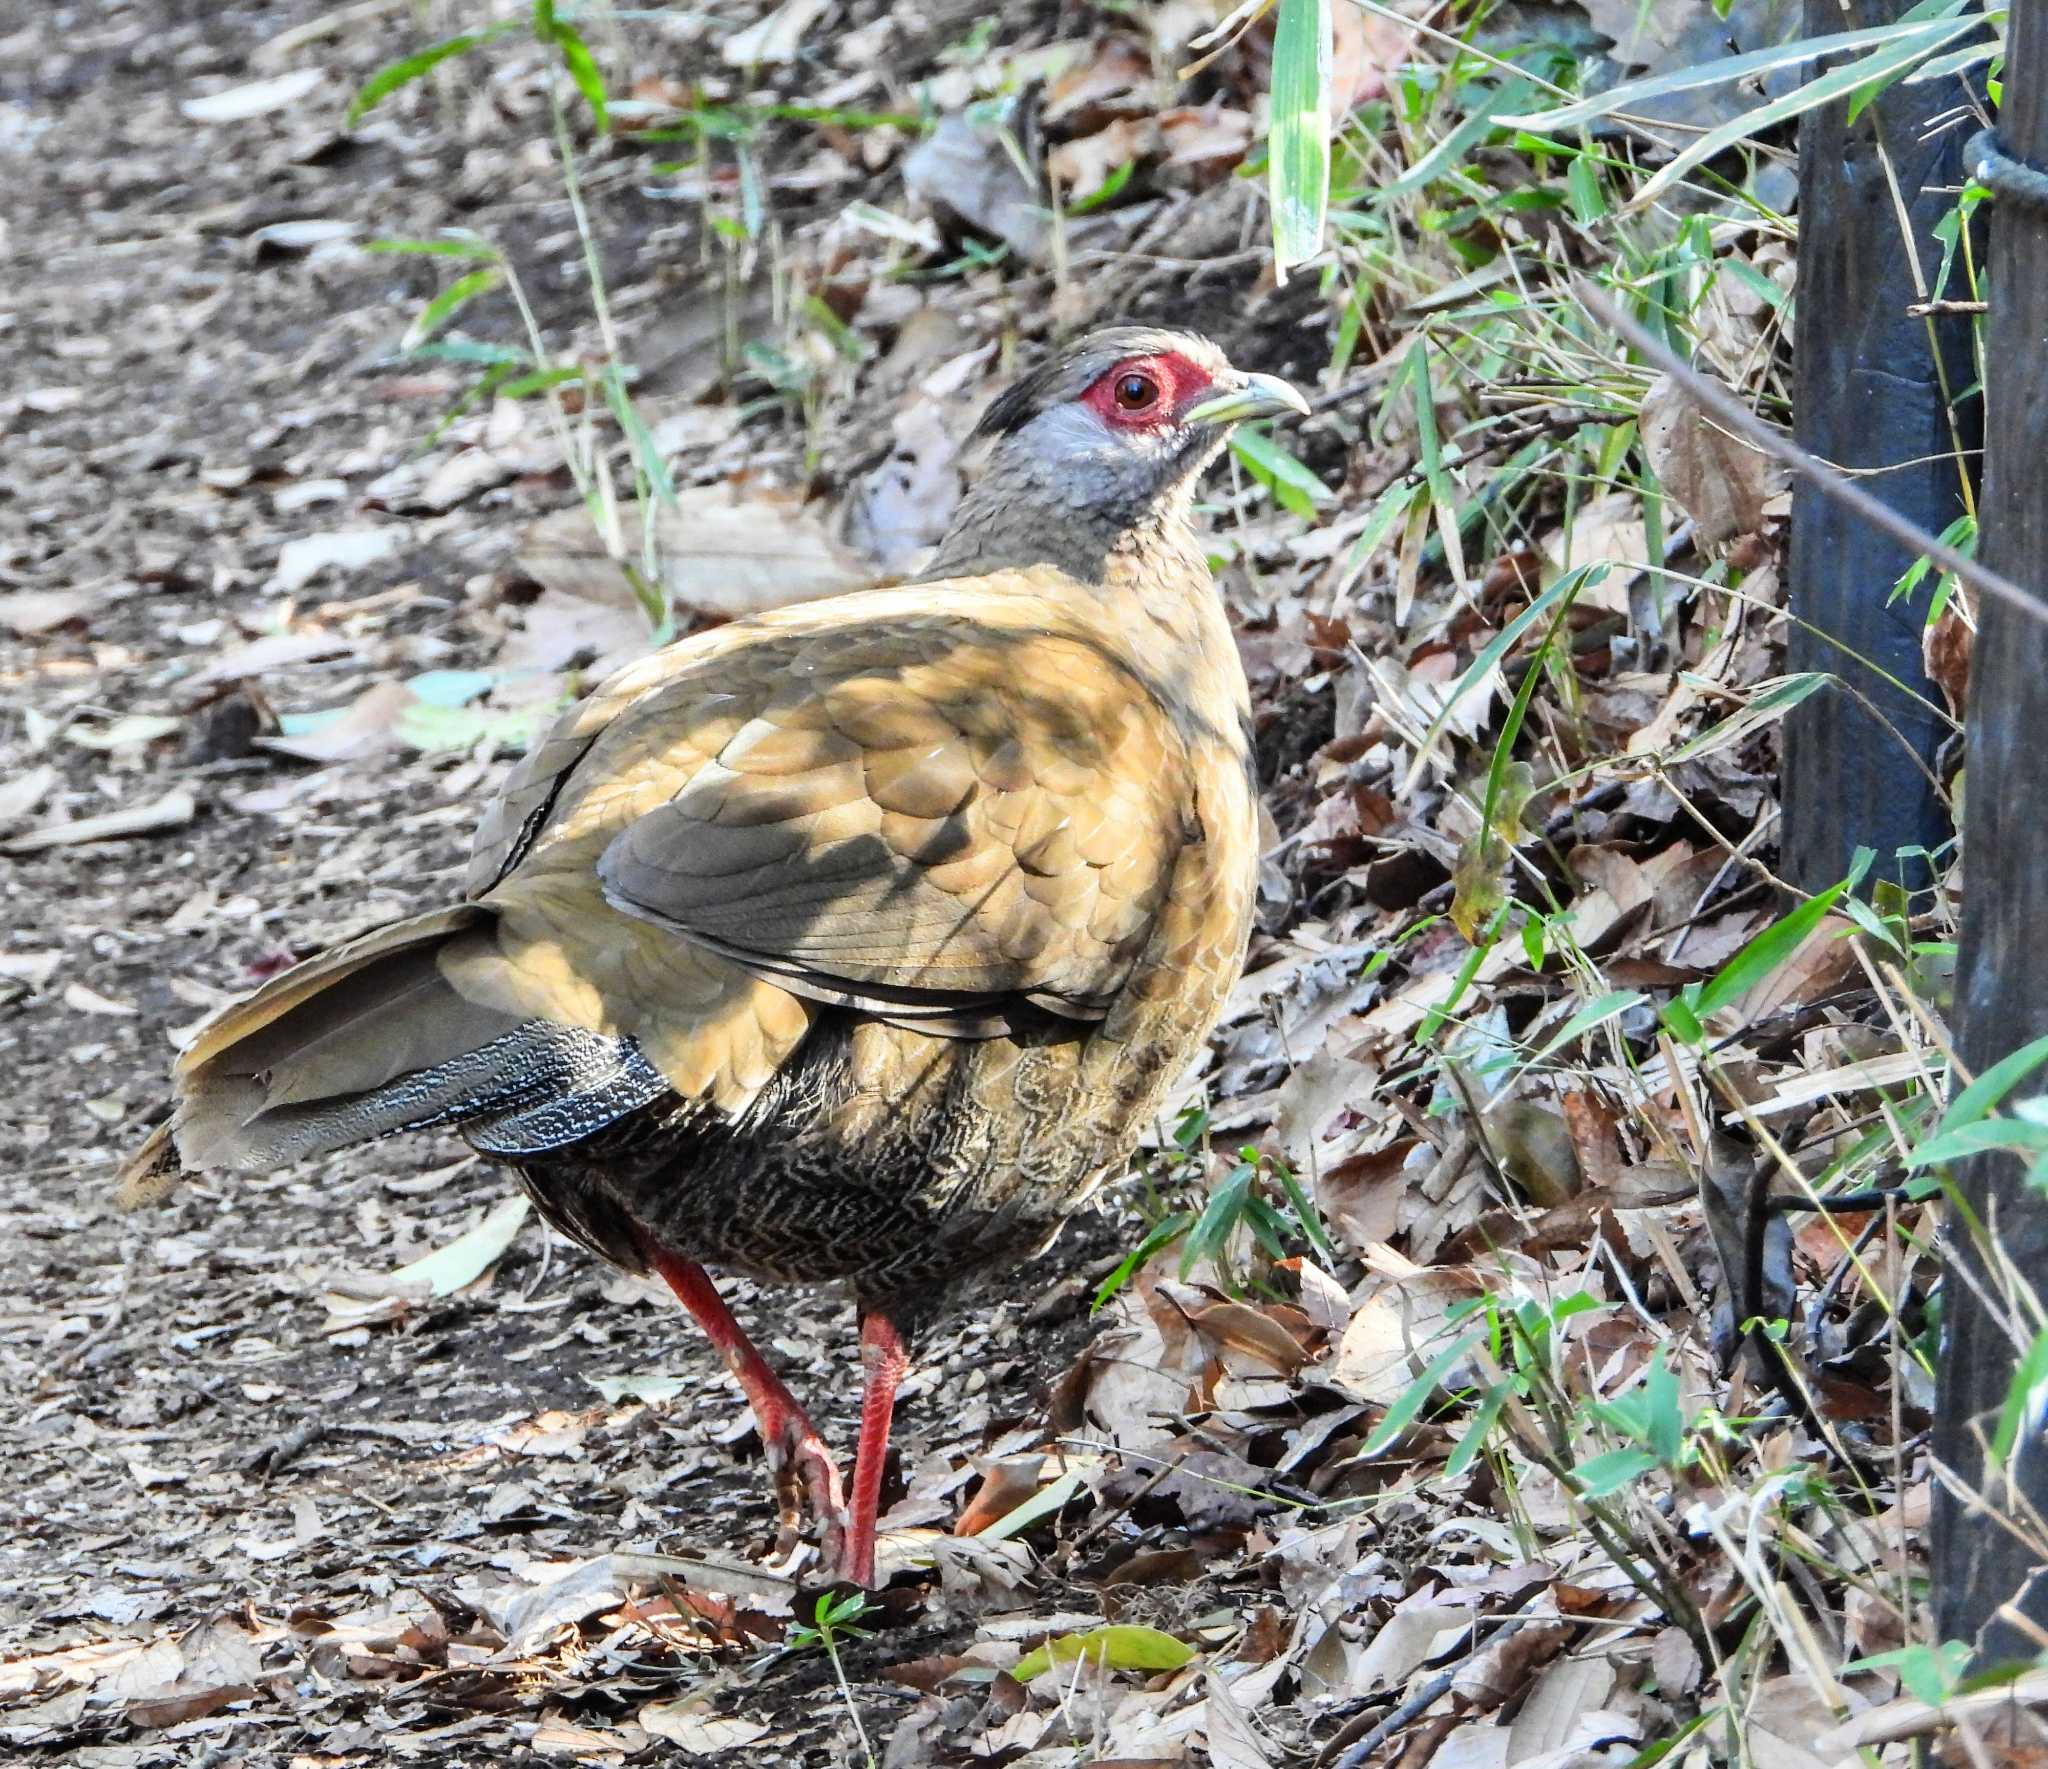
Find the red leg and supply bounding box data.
[837,1310,908,1589]
[642,1244,847,1568]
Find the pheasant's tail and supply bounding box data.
[114,1121,181,1210]
[119,905,528,1203]
[118,901,681,1209]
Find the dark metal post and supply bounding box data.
[1936,15,2048,1660]
[1782,0,1975,896]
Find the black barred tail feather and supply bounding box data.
[114,905,668,1211]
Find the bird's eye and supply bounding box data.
[1114,373,1159,411]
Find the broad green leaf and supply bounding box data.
[1183,1160,1257,1278]
[1692,868,1859,1020]
[1660,993,1704,1047]
[1362,1332,1480,1457]
[1011,1625,1196,1682]
[1231,427,1332,515]
[1267,0,1331,278]
[1571,1448,1658,1498]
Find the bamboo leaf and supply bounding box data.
[551,20,610,130]
[1623,13,1979,213]
[1268,0,1331,278]
[1503,12,1966,131]
[1692,866,1860,1020]
[350,27,516,123]
[403,267,503,350]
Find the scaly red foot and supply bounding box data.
[758,1396,850,1569]
[641,1243,853,1571]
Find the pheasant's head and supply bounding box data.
[928,326,1308,584]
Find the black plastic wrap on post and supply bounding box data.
[1781,0,1976,897]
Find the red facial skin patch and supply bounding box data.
[1078,352,1218,431]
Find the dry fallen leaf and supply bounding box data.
[518,488,876,630]
[637,1706,770,1754]
[1641,371,1790,552]
[0,763,58,825]
[180,68,325,123]
[1,787,196,854]
[0,588,92,635]
[720,0,831,66]
[903,112,1051,265]
[63,982,137,1017]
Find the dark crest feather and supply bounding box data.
[970,327,1228,442]
[971,359,1061,441]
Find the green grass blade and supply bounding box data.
[1502,12,1964,131]
[350,27,516,123]
[1268,0,1331,279]
[403,267,502,350]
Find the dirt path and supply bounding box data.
[1,6,1124,1761]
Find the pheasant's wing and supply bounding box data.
[580,602,1192,1029]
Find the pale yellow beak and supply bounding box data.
[1184,371,1311,425]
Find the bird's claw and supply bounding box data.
[763,1412,850,1571]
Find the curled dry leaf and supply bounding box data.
[0,763,58,825]
[1640,371,1791,552]
[1168,1291,1313,1377]
[1923,585,1974,717]
[903,113,1051,266]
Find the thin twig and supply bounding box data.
[1575,281,2047,626]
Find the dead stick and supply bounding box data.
[1572,281,2048,628]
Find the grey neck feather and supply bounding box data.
[917,405,1248,741]
[920,403,1226,594]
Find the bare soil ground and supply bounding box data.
[0,5,1078,1762]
